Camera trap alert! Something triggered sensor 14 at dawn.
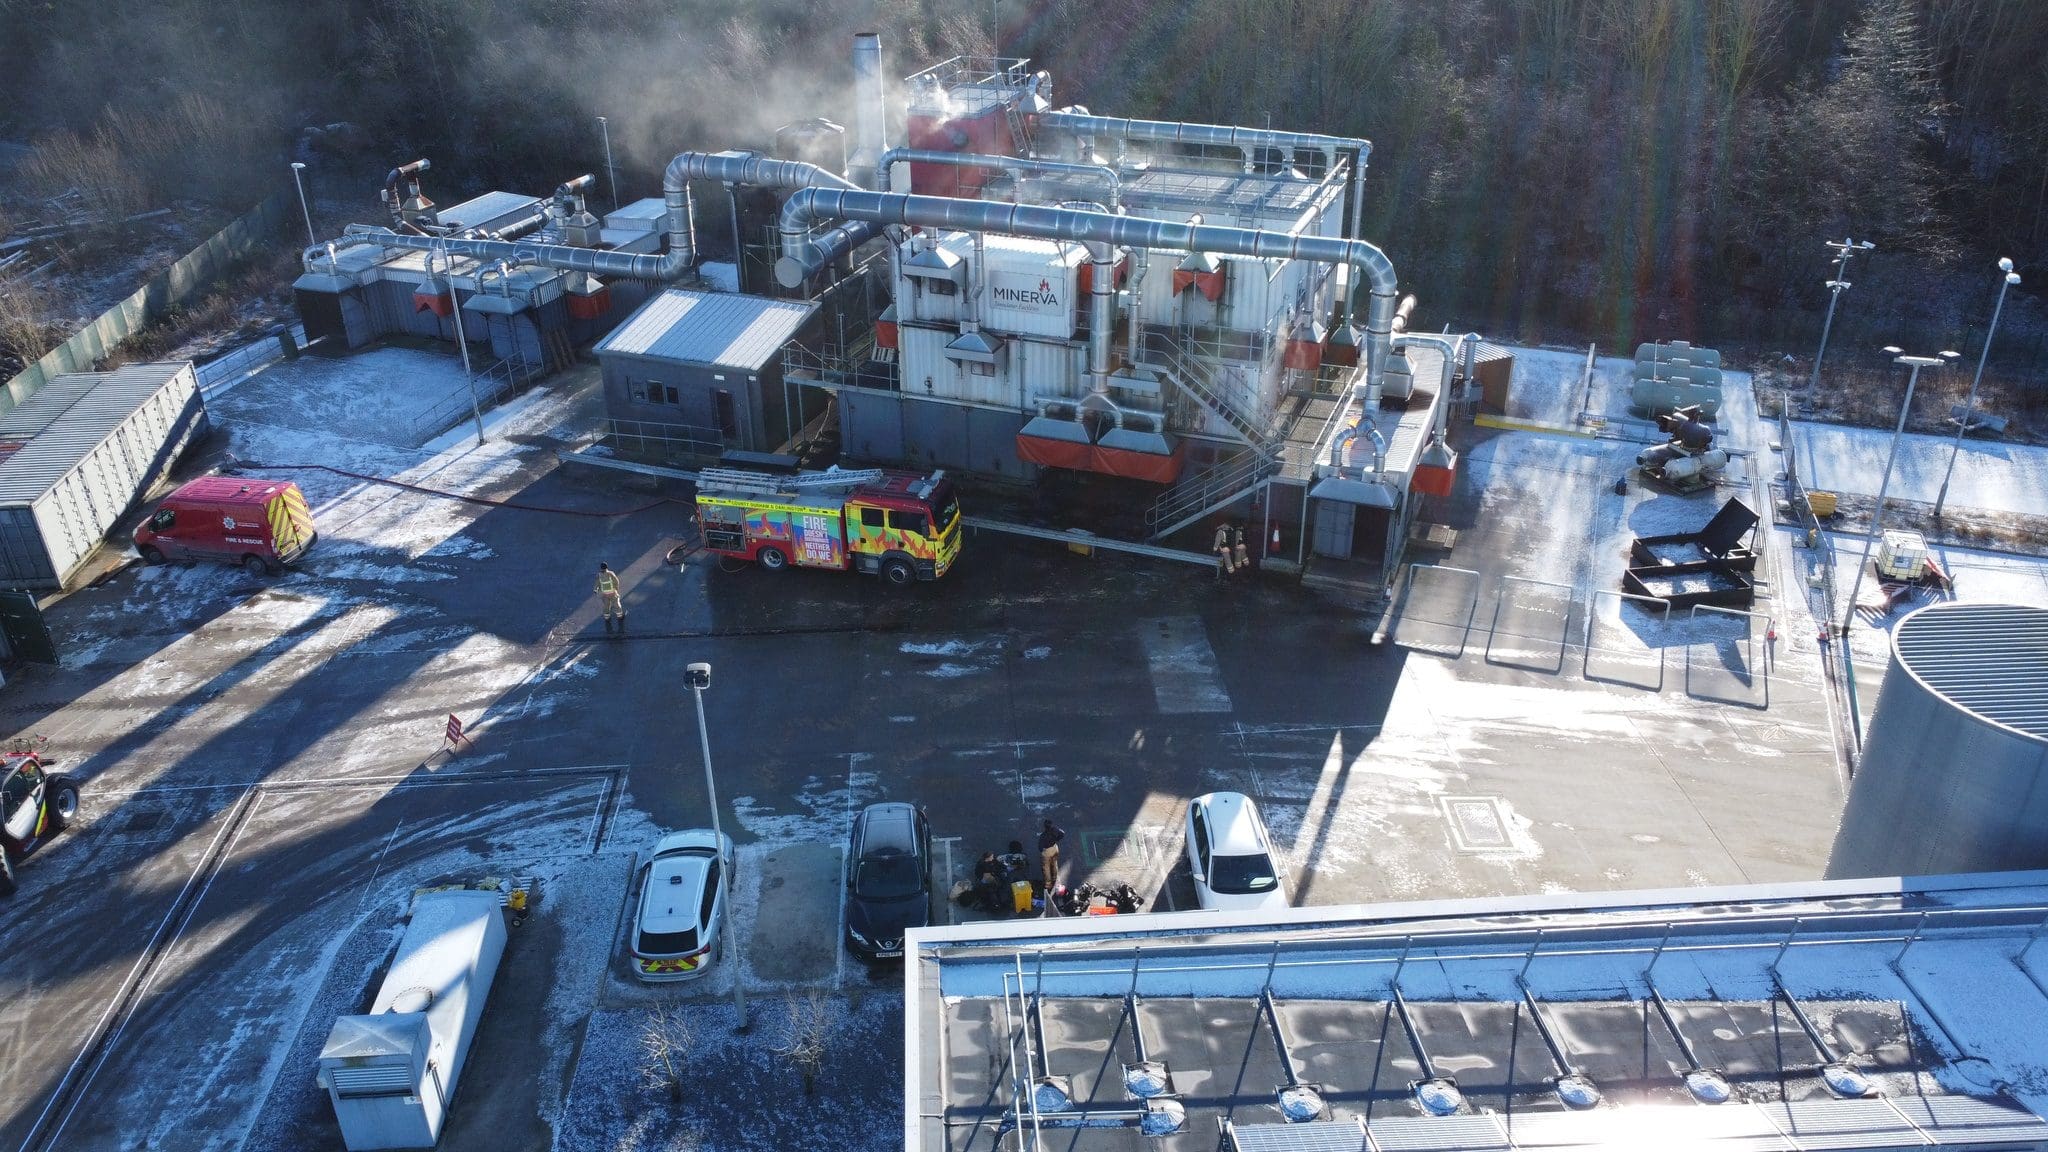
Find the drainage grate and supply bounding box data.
[121,808,166,834]
[1440,797,1512,852]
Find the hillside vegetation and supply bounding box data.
[2,0,2043,425]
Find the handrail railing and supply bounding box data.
[1139,329,1269,448]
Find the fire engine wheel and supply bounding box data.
[0,852,14,898]
[881,557,917,587]
[139,545,165,565]
[47,780,78,832]
[757,546,789,572]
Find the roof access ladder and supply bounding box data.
[694,467,887,496]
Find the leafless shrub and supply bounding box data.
[0,268,58,372]
[640,1003,695,1103]
[772,989,832,1095]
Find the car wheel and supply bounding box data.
[139,545,165,565]
[241,553,268,575]
[757,546,788,571]
[881,557,915,587]
[47,780,79,832]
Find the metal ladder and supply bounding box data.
[694,467,885,495]
[1003,100,1033,154]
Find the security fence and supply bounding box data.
[4,191,290,412]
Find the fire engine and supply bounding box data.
[694,467,961,585]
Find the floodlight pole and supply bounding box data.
[434,239,486,447]
[290,162,317,248]
[598,116,619,212]
[1934,259,2020,518]
[1839,348,1957,731]
[688,667,747,1031]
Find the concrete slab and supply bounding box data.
[1791,418,2048,516]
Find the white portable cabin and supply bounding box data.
[317,890,507,1151]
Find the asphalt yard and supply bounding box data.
[0,345,1854,1151]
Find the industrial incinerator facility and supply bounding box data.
[294,34,1475,588]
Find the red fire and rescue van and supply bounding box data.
[695,467,961,586]
[133,476,318,574]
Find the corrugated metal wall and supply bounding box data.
[0,365,205,587]
[837,391,1033,480]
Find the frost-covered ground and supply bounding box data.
[1788,419,2048,518]
[209,344,491,449]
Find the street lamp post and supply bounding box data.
[431,239,486,447]
[597,116,619,212]
[290,162,317,248]
[1840,346,1959,641]
[685,662,748,1031]
[1934,258,2021,518]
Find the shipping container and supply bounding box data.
[0,363,206,588]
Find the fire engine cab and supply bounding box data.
[694,467,961,586]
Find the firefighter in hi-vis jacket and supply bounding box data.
[595,562,624,632]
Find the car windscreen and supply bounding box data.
[637,926,700,956]
[855,852,923,900]
[1208,852,1278,895]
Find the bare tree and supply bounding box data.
[772,989,832,1096]
[640,1004,695,1104]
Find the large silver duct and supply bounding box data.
[776,187,1400,393]
[877,148,1120,206]
[332,152,863,283]
[850,33,890,190]
[1038,110,1369,168]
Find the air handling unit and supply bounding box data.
[317,890,508,1150]
[1827,601,2048,879]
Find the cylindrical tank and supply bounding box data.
[1826,602,2048,879]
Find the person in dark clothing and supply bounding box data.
[998,840,1029,880]
[973,851,1006,912]
[1037,819,1067,891]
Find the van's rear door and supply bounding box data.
[263,486,317,562]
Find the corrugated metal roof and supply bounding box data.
[1894,602,2048,742]
[0,363,195,506]
[437,190,543,233]
[595,289,818,371]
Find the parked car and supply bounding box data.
[1,750,81,898]
[630,829,734,981]
[1183,792,1289,911]
[845,802,931,959]
[134,476,317,574]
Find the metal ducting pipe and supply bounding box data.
[1087,240,1116,396]
[877,148,1121,206]
[776,187,1400,395]
[336,152,864,282]
[850,33,890,190]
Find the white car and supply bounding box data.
[631,829,734,981]
[1184,792,1288,911]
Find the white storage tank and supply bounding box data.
[0,362,206,588]
[318,890,508,1151]
[1827,602,2048,879]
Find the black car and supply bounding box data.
[845,802,931,959]
[1,753,81,897]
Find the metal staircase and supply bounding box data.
[1138,329,1268,448]
[1133,328,1290,540]
[1143,448,1280,540]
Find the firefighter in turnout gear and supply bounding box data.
[1213,524,1235,580]
[1233,525,1250,573]
[595,562,624,633]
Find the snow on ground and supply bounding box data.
[209,346,487,449]
[1789,419,2048,517]
[1500,342,1760,447]
[1819,532,2048,664]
